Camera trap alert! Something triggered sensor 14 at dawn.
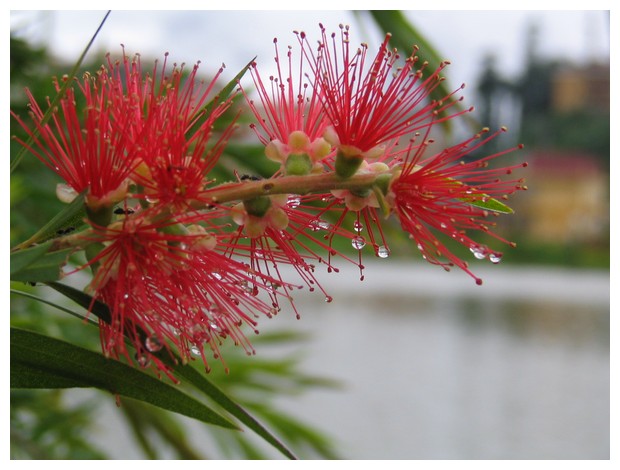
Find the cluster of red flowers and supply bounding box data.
[12,26,526,376]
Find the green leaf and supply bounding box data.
[10,245,72,283]
[460,195,514,214]
[10,288,98,326]
[362,10,474,133]
[45,281,111,324]
[13,191,86,250]
[10,327,238,430]
[172,363,298,460]
[187,56,255,137]
[10,241,53,276]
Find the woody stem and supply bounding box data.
[199,170,387,206]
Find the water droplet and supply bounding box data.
[489,252,503,264]
[310,219,331,231]
[134,352,150,368]
[351,236,366,250]
[287,195,301,208]
[325,295,333,303]
[469,245,488,260]
[190,344,202,356]
[144,335,163,352]
[376,245,390,258]
[353,221,364,232]
[440,222,448,229]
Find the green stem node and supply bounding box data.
[285,153,313,176]
[334,151,364,179]
[243,196,272,217]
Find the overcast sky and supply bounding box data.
[9,9,610,96]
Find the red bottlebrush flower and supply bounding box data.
[81,208,287,375]
[11,49,233,211]
[11,73,137,209]
[387,127,527,284]
[127,54,236,209]
[241,37,333,174]
[299,24,468,177]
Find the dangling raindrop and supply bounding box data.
[376,245,390,258]
[351,236,366,250]
[489,252,503,264]
[310,219,331,231]
[287,195,301,208]
[353,220,364,232]
[134,352,150,368]
[145,334,163,352]
[469,245,488,260]
[190,344,202,356]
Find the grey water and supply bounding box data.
[255,263,610,459]
[93,263,610,459]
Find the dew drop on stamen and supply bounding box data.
[489,252,503,264]
[190,344,202,356]
[145,334,163,352]
[287,195,301,208]
[469,245,488,260]
[351,236,366,250]
[134,352,150,368]
[353,221,364,232]
[376,245,390,258]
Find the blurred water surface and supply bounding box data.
[257,263,610,459]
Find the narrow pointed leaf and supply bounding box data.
[13,192,86,250]
[10,241,54,275]
[10,327,238,430]
[187,57,255,136]
[363,10,472,133]
[46,281,111,324]
[171,363,298,460]
[463,196,514,214]
[10,288,98,326]
[11,247,72,283]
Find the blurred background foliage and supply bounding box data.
[10,10,609,459]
